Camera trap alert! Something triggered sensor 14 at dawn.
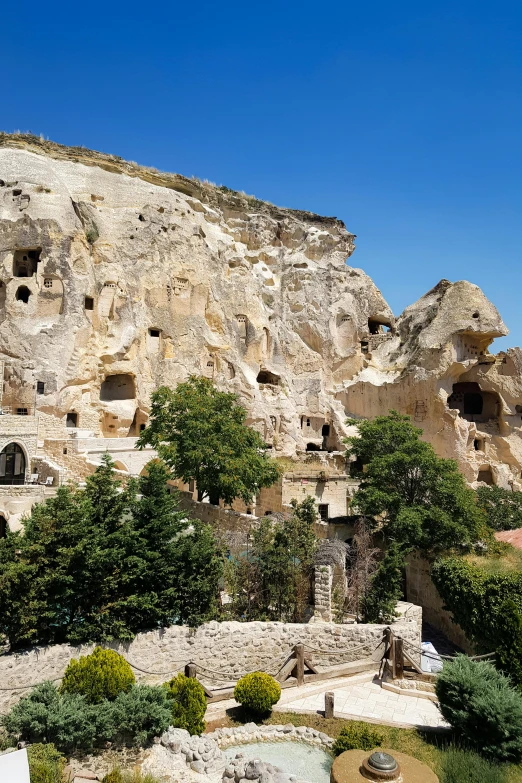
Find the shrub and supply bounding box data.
[234,672,281,715]
[163,674,207,735]
[61,647,135,703]
[102,771,161,783]
[110,685,172,747]
[3,681,106,753]
[332,722,383,756]
[438,746,508,783]
[102,771,124,783]
[435,656,522,762]
[27,743,66,783]
[431,556,522,653]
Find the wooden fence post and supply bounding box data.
[395,638,404,680]
[325,691,334,719]
[185,663,197,678]
[295,644,305,686]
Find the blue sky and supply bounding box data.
[3,0,521,348]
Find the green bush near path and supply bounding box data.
[435,657,522,763]
[234,672,281,715]
[332,723,383,755]
[438,746,509,783]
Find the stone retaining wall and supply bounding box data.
[0,607,421,714]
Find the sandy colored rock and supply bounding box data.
[0,133,520,514]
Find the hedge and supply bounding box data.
[431,557,522,652]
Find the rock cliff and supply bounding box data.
[0,134,521,489]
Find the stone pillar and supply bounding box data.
[325,691,335,719]
[314,564,333,621]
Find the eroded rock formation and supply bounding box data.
[0,134,520,492]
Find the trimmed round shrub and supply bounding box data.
[61,646,135,703]
[332,722,383,756]
[436,656,522,762]
[163,674,207,735]
[233,672,281,715]
[27,743,65,783]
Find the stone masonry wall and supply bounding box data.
[405,554,471,653]
[0,610,421,714]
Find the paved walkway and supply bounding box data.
[206,672,448,731]
[279,674,448,730]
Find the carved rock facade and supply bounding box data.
[0,134,520,527]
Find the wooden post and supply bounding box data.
[295,644,305,686]
[325,691,334,719]
[390,633,397,679]
[185,663,197,678]
[395,638,404,680]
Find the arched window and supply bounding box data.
[0,443,26,485]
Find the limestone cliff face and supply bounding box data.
[0,135,521,488]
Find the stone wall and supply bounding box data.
[405,553,471,653]
[0,610,421,714]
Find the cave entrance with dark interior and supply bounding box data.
[0,443,26,485]
[0,515,6,538]
[447,382,501,423]
[100,374,136,401]
[306,442,321,451]
[66,412,78,428]
[16,286,31,303]
[13,249,41,278]
[257,370,280,385]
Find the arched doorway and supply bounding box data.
[0,515,7,538]
[0,443,26,485]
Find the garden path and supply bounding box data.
[205,672,449,731]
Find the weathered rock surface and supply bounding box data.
[0,134,521,488]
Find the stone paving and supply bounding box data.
[206,672,449,731]
[277,675,448,730]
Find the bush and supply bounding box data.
[436,656,522,762]
[3,680,170,752]
[332,722,383,756]
[234,672,281,715]
[109,685,172,747]
[3,681,107,753]
[431,556,522,653]
[438,746,508,783]
[27,743,66,783]
[163,674,206,735]
[102,771,161,783]
[61,647,135,703]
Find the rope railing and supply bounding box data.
[0,638,382,695]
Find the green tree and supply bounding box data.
[0,456,222,649]
[346,411,482,555]
[476,485,522,531]
[137,377,281,506]
[362,542,406,623]
[227,497,317,622]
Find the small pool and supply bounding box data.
[225,740,333,783]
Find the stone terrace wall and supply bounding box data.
[405,554,471,653]
[0,608,421,714]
